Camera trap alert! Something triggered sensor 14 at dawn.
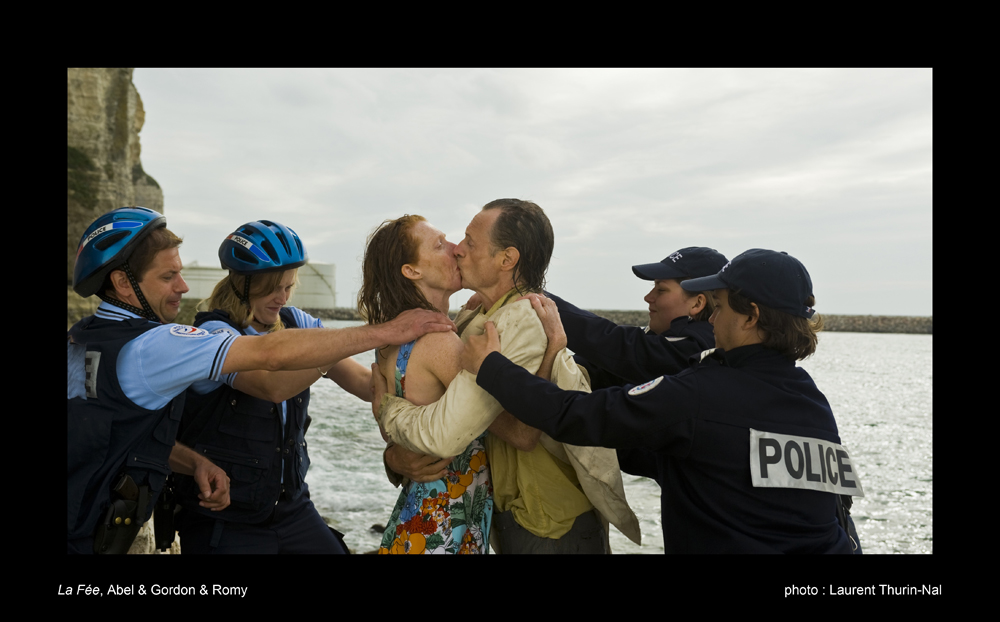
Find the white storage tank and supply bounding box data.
[181,261,335,310]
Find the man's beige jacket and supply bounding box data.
[378,299,641,547]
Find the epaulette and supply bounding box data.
[688,348,725,368]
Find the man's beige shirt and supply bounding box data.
[378,297,641,548]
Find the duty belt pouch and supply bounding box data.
[93,475,149,554]
[153,475,178,551]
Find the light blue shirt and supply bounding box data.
[67,302,237,410]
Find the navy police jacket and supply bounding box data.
[176,308,311,524]
[547,292,714,389]
[476,344,854,554]
[67,315,183,543]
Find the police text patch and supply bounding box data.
[168,325,209,338]
[749,429,864,497]
[628,376,663,396]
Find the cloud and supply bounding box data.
[133,68,932,316]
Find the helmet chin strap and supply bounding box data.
[99,261,161,323]
[230,273,254,312]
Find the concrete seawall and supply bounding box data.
[306,308,933,335]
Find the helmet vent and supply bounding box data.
[233,247,259,265]
[260,238,278,262]
[274,230,291,255]
[240,224,263,238]
[95,231,129,251]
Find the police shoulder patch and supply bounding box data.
[168,325,209,338]
[628,376,663,396]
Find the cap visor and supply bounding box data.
[681,274,727,292]
[632,262,683,281]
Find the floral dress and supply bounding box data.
[378,340,493,554]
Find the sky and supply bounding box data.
[130,68,932,316]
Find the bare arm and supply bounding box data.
[384,443,454,485]
[371,362,452,485]
[233,367,324,403]
[232,355,371,404]
[221,308,454,375]
[378,300,547,457]
[324,357,372,402]
[375,333,464,482]
[168,442,230,511]
[487,412,540,453]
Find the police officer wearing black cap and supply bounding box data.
[463,249,864,553]
[546,246,728,390]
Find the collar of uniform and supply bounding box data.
[664,316,717,351]
[663,315,697,336]
[94,300,146,322]
[715,343,789,368]
[482,287,523,319]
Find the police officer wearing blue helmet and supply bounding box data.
[545,246,728,390]
[460,249,864,553]
[175,221,370,554]
[68,208,455,554]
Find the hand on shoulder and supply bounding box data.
[526,294,566,352]
[462,321,501,374]
[382,308,457,345]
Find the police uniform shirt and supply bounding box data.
[475,343,855,554]
[68,302,238,409]
[67,302,239,549]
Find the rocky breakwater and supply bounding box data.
[819,314,931,334]
[309,308,932,334]
[67,68,164,328]
[588,310,931,334]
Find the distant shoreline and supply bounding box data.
[66,292,931,335]
[305,308,933,335]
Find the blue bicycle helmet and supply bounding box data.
[219,220,307,310]
[73,206,166,298]
[219,220,307,275]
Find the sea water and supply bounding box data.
[305,322,932,554]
